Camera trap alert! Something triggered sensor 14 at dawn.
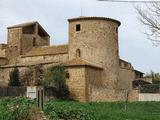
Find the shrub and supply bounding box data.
[0,97,36,120]
[43,65,70,100]
[8,67,20,86]
[140,84,160,93]
[44,100,95,120]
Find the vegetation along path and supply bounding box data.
[1,97,160,120]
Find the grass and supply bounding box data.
[1,97,160,120]
[44,100,160,120]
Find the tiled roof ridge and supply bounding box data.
[7,21,38,29]
[119,58,131,65]
[68,16,121,26]
[34,44,68,48]
[21,44,68,57]
[64,58,103,69]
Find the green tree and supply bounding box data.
[145,70,160,84]
[43,65,70,100]
[8,67,21,86]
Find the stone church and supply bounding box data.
[0,16,142,102]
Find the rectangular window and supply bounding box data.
[33,38,36,46]
[76,24,81,31]
[116,27,118,33]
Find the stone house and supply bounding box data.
[0,16,142,102]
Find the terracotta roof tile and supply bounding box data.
[7,21,50,37]
[0,61,58,68]
[134,70,144,74]
[68,16,121,26]
[64,58,103,69]
[119,59,131,65]
[22,44,68,57]
[7,21,37,29]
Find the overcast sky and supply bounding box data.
[0,0,160,73]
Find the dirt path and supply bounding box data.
[36,111,50,120]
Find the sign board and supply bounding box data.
[27,86,44,108]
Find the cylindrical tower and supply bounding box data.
[68,16,121,88]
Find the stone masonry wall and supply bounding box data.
[0,64,138,102]
[21,34,35,55]
[0,44,7,57]
[0,68,11,86]
[128,89,139,101]
[21,33,49,55]
[90,85,117,102]
[0,49,6,57]
[91,86,138,102]
[66,67,88,102]
[0,18,138,102]
[36,35,49,46]
[0,58,8,65]
[0,65,88,102]
[7,28,22,48]
[0,67,31,86]
[68,18,120,89]
[118,68,134,91]
[19,54,68,65]
[7,28,22,64]
[86,67,102,86]
[85,67,102,101]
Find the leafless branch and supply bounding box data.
[135,3,160,46]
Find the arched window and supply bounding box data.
[76,49,81,58]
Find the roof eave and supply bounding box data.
[7,21,37,29]
[7,21,50,37]
[68,16,121,26]
[64,64,103,70]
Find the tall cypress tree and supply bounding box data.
[9,67,21,86]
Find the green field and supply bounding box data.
[1,97,160,120]
[44,100,160,120]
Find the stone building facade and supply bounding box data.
[0,17,141,102]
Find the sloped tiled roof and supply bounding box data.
[68,16,121,26]
[64,58,103,69]
[7,21,50,36]
[119,59,131,65]
[22,44,68,57]
[7,21,37,29]
[119,58,134,70]
[134,69,144,74]
[0,61,58,68]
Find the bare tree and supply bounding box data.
[136,3,160,46]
